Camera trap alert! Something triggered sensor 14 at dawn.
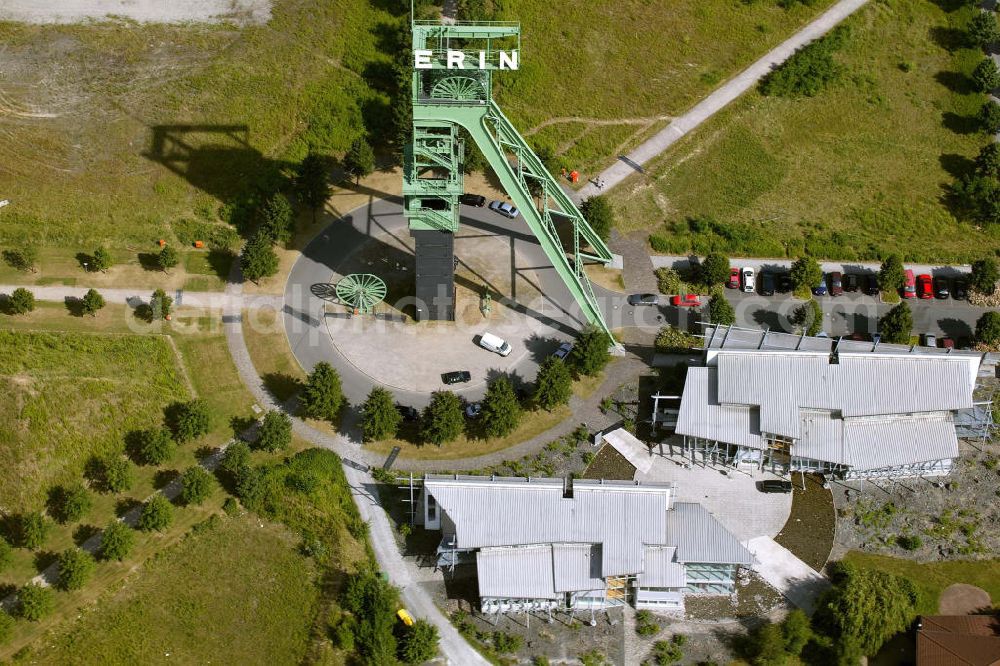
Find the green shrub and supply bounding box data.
[136,428,176,465]
[760,27,849,97]
[18,512,49,550]
[170,399,211,442]
[492,631,523,654]
[300,362,344,424]
[180,466,216,506]
[49,483,92,524]
[655,326,701,352]
[398,619,439,664]
[98,521,135,561]
[895,534,923,551]
[480,376,522,438]
[0,610,13,645]
[137,495,174,532]
[57,547,96,591]
[254,410,292,452]
[568,325,612,376]
[17,583,54,621]
[361,386,402,442]
[7,287,35,315]
[420,391,465,445]
[171,218,240,249]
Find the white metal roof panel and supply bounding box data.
[552,544,605,592]
[666,503,753,565]
[477,546,559,599]
[674,368,764,449]
[842,413,958,470]
[636,546,686,588]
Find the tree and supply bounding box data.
[979,100,1000,134]
[149,288,173,320]
[7,287,35,315]
[98,521,135,561]
[18,513,49,550]
[746,622,787,666]
[259,193,295,244]
[972,56,1000,93]
[92,245,113,272]
[0,537,12,572]
[50,483,92,524]
[300,362,344,423]
[952,172,1000,224]
[789,256,822,293]
[420,391,465,445]
[296,152,330,222]
[16,583,54,621]
[219,441,251,483]
[975,143,1000,178]
[971,257,999,294]
[81,288,105,316]
[480,376,522,438]
[240,231,279,283]
[568,325,612,377]
[877,254,906,293]
[3,246,38,273]
[179,466,216,506]
[398,619,439,664]
[968,10,999,50]
[579,195,614,241]
[255,410,292,452]
[976,310,1000,344]
[759,31,845,97]
[344,137,375,184]
[171,399,211,442]
[781,609,811,656]
[136,427,175,465]
[157,245,179,273]
[137,495,174,532]
[699,252,731,286]
[879,301,913,344]
[57,547,95,591]
[342,572,398,664]
[813,560,920,657]
[708,293,736,325]
[99,454,134,493]
[534,356,573,411]
[361,387,402,442]
[792,299,824,336]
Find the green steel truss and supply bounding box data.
[404,19,614,337]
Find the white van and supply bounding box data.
[478,332,512,357]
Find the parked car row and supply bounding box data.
[902,269,967,301]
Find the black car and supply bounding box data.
[395,404,419,422]
[864,274,880,296]
[953,279,968,300]
[843,274,859,293]
[776,273,792,293]
[627,293,658,306]
[441,370,472,385]
[933,276,950,300]
[459,194,486,207]
[760,272,775,296]
[758,480,793,494]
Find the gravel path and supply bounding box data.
[0,0,271,24]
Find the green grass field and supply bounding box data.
[0,329,190,511]
[498,0,834,175]
[612,0,999,263]
[843,551,1000,615]
[27,514,320,665]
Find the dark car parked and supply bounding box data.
[776,273,792,293]
[758,480,793,494]
[953,279,968,300]
[933,276,950,300]
[396,404,419,422]
[627,293,658,306]
[760,272,775,296]
[844,274,859,292]
[864,274,879,296]
[460,194,486,207]
[828,271,844,297]
[442,370,472,385]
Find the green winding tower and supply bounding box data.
[403,15,614,336]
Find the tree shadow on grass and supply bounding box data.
[262,372,303,403]
[72,524,101,547]
[64,296,86,317]
[153,469,179,490]
[939,153,976,179]
[115,498,142,518]
[942,111,980,135]
[33,550,58,572]
[137,252,162,272]
[928,26,970,52]
[935,70,975,95]
[206,248,235,279]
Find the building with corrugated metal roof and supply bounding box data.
[419,475,753,615]
[673,344,984,479]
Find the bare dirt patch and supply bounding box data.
[938,583,992,615]
[0,0,271,25]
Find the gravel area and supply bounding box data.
[774,474,836,571]
[833,445,1000,561]
[0,0,271,24]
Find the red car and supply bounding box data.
[727,268,741,289]
[670,294,703,307]
[916,274,933,299]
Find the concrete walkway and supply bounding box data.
[745,536,830,614]
[577,0,871,198]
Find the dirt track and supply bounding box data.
[0,0,271,25]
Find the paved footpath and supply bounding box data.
[745,537,830,615]
[577,0,871,199]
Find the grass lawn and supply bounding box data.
[843,551,1000,615]
[498,0,834,176]
[613,0,999,263]
[26,514,319,665]
[241,307,307,402]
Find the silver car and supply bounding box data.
[489,200,520,219]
